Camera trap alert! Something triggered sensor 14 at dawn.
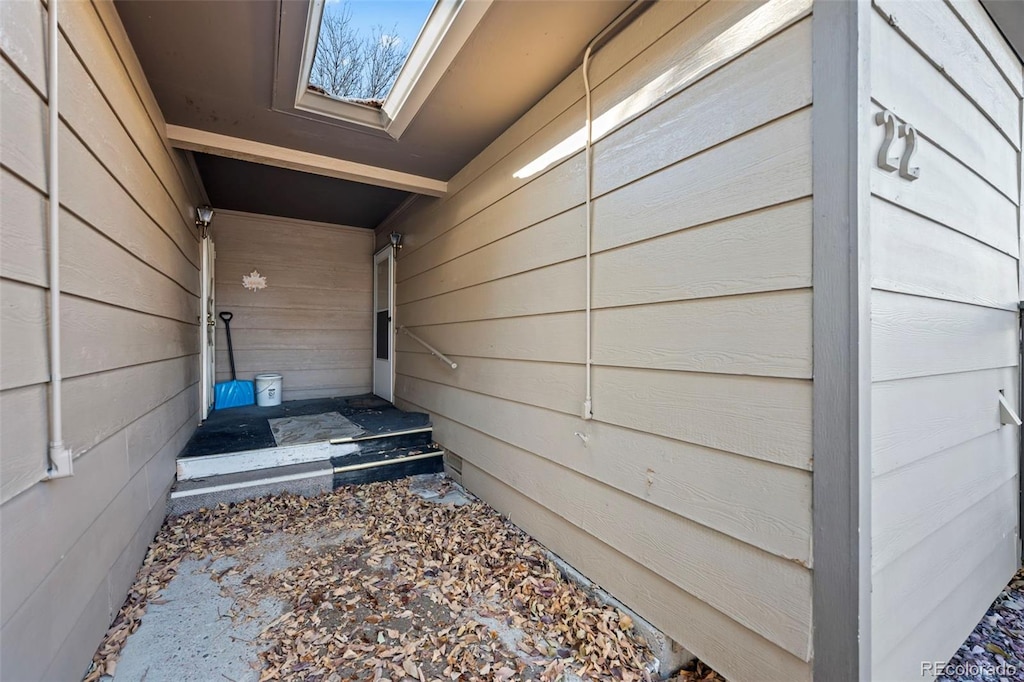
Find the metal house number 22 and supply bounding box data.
[875,109,920,181]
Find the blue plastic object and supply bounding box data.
[215,379,255,410]
[215,310,255,409]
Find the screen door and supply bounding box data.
[372,247,394,402]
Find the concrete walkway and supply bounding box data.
[89,475,696,682]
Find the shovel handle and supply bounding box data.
[218,311,237,380]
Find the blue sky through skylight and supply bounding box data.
[311,0,436,102]
[328,0,435,47]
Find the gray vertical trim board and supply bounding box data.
[811,0,872,679]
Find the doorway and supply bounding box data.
[373,247,395,402]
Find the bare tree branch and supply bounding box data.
[362,24,408,101]
[308,4,410,103]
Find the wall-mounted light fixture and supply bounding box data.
[389,231,403,256]
[195,205,214,239]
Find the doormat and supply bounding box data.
[268,412,367,446]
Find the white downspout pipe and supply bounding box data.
[580,1,643,421]
[46,0,72,479]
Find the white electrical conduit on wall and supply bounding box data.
[46,0,73,479]
[581,1,644,421]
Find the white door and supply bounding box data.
[199,237,216,419]
[372,247,395,402]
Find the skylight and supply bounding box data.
[309,0,436,106]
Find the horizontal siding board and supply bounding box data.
[873,534,1018,681]
[63,355,199,457]
[871,477,1017,664]
[398,352,581,416]
[398,260,584,327]
[872,427,1017,572]
[592,367,812,469]
[216,367,370,392]
[90,0,201,198]
[60,128,200,294]
[214,348,371,372]
[871,290,1018,381]
[62,211,198,325]
[404,0,804,257]
[56,34,197,264]
[0,58,47,190]
[442,421,812,659]
[398,376,812,562]
[214,212,373,397]
[215,285,370,313]
[593,108,810,252]
[211,306,371,331]
[0,279,49,389]
[1,464,151,682]
[0,169,48,286]
[442,0,700,199]
[396,314,585,364]
[125,384,198,480]
[593,199,812,308]
[0,432,129,627]
[144,408,198,509]
[461,463,812,682]
[868,103,1018,254]
[397,8,811,284]
[592,289,812,378]
[215,328,370,352]
[871,12,1018,199]
[58,0,198,234]
[1,59,198,292]
[0,0,47,91]
[870,198,1018,310]
[63,296,199,378]
[0,385,47,504]
[215,259,371,293]
[872,367,1014,477]
[945,0,1024,97]
[397,207,584,306]
[873,0,1020,145]
[388,7,817,680]
[592,15,812,197]
[0,3,201,678]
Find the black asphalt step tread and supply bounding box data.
[333,453,444,488]
[330,444,442,470]
[346,430,433,454]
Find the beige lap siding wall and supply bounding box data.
[0,0,203,678]
[212,211,373,402]
[380,1,815,680]
[867,1,1024,679]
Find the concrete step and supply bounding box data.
[176,426,433,480]
[169,445,445,515]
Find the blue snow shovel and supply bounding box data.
[214,311,255,409]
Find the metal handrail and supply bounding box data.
[398,326,458,369]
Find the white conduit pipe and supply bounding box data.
[581,1,643,421]
[46,0,72,479]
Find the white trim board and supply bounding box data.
[177,441,359,480]
[171,466,334,498]
[165,125,447,197]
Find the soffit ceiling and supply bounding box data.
[115,0,632,226]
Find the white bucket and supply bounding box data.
[254,373,283,407]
